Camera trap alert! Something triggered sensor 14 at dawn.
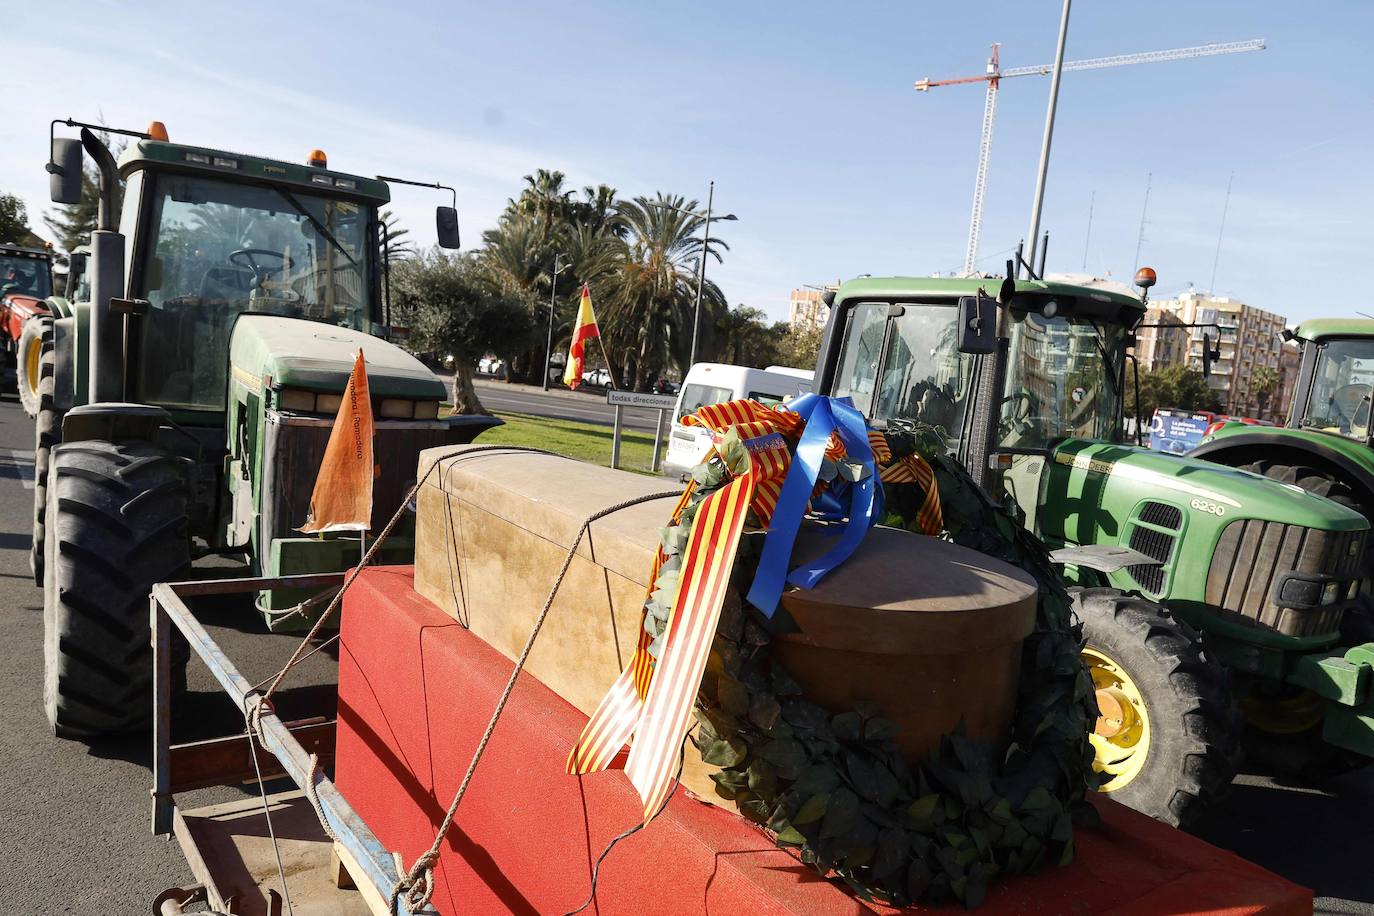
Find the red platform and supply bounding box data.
[335,567,1312,915]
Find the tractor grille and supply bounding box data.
[260,410,460,541]
[1206,520,1365,637]
[1127,501,1181,595]
[1138,502,1183,529]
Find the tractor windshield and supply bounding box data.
[999,313,1125,449]
[1300,338,1374,440]
[832,301,974,442]
[0,255,52,299]
[134,173,375,411]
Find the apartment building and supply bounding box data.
[788,287,830,332]
[1132,307,1188,371]
[1152,289,1287,417]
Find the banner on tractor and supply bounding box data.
[299,349,375,533]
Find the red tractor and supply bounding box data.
[0,241,58,415]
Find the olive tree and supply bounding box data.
[391,249,535,415]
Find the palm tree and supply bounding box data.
[380,210,414,266]
[506,169,575,244]
[1252,364,1280,419]
[595,194,728,390]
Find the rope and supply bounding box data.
[389,487,681,914]
[233,442,679,915]
[254,445,559,708]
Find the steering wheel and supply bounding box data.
[1332,383,1372,431]
[229,249,294,286]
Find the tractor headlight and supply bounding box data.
[278,388,316,412]
[379,398,413,419]
[1322,581,1341,606]
[414,401,440,420]
[316,393,343,415]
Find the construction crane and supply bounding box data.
[915,38,1265,276]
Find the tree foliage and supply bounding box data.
[391,249,535,414]
[775,321,823,372]
[1133,363,1222,418]
[475,171,737,390]
[0,193,40,245]
[1251,365,1280,417]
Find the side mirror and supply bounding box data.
[436,206,460,249]
[957,295,998,354]
[48,138,83,205]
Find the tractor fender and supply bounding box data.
[61,402,171,444]
[1191,431,1374,513]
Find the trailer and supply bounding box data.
[148,566,1312,916]
[149,570,435,916]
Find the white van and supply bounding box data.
[663,362,814,479]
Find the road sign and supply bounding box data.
[606,390,677,410]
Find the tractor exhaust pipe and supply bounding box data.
[79,128,125,403]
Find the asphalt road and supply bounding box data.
[468,375,667,433]
[0,391,1369,912]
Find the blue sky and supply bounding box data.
[7,1,1371,324]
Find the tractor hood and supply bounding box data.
[228,316,445,400]
[1039,438,1367,548]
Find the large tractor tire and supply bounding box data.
[30,322,61,586]
[43,439,190,738]
[1072,587,1242,829]
[1239,459,1374,642]
[16,315,51,418]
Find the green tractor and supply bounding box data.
[813,272,1371,827]
[35,119,495,738]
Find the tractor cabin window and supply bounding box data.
[836,301,973,442]
[134,174,373,412]
[1302,339,1374,440]
[999,312,1124,450]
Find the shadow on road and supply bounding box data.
[1195,763,1374,906]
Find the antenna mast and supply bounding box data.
[1082,190,1095,271]
[1133,172,1152,270]
[1209,171,1234,293]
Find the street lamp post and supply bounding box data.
[659,186,738,371]
[543,253,569,391]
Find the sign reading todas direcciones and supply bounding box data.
[1149,408,1212,455]
[606,390,677,410]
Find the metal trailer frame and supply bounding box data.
[150,572,437,916]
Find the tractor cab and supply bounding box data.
[821,277,1139,470]
[116,141,390,416]
[1287,321,1374,443]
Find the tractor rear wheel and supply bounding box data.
[16,316,49,418]
[30,319,60,586]
[43,439,190,738]
[1072,587,1242,829]
[1240,459,1374,642]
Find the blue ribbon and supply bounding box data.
[745,394,880,617]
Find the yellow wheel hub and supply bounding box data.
[23,331,41,400]
[1083,646,1151,792]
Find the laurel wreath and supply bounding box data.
[643,422,1099,908]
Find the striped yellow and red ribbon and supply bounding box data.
[567,408,791,819]
[566,397,942,821]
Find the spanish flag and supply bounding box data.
[562,284,601,390]
[299,350,374,533]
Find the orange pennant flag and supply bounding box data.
[562,284,601,390]
[299,349,374,533]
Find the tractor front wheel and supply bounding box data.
[1072,587,1242,829]
[16,316,49,418]
[30,317,60,585]
[43,439,190,738]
